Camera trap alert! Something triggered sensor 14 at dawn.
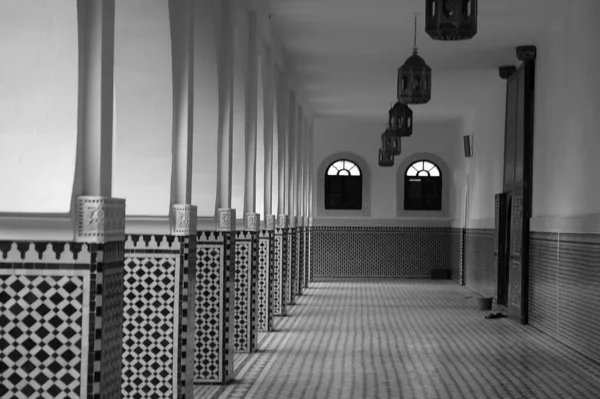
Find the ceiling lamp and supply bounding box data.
[398,15,431,104]
[389,101,413,137]
[425,0,477,41]
[378,131,395,167]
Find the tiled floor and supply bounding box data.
[194,280,600,399]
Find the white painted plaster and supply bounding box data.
[113,0,172,216]
[0,0,77,212]
[312,117,460,219]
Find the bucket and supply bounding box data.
[477,297,493,311]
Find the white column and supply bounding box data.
[243,10,259,229]
[287,92,296,221]
[215,0,236,228]
[276,72,289,217]
[72,0,116,200]
[168,0,197,235]
[295,106,304,219]
[261,43,275,217]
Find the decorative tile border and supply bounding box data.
[0,242,91,264]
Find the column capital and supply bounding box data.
[170,204,197,236]
[304,217,309,227]
[309,217,314,227]
[289,216,297,228]
[277,214,289,229]
[297,217,304,228]
[75,196,125,243]
[265,214,276,231]
[217,208,236,232]
[244,213,261,232]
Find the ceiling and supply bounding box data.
[268,0,567,123]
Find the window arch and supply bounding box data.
[404,160,442,210]
[325,159,362,210]
[317,152,370,217]
[396,153,449,218]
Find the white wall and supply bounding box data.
[113,0,172,216]
[0,0,77,213]
[312,116,461,219]
[453,79,507,229]
[532,0,600,219]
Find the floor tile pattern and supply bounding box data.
[205,280,600,399]
[0,273,86,399]
[311,227,451,277]
[464,229,495,298]
[257,232,272,332]
[121,255,178,398]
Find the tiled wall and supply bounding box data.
[529,232,600,364]
[449,228,464,284]
[257,231,273,332]
[121,234,194,398]
[233,231,257,353]
[463,229,495,298]
[310,227,451,278]
[194,231,234,384]
[0,240,125,399]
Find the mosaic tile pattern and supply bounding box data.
[121,255,178,398]
[0,272,87,399]
[213,280,600,399]
[257,231,273,332]
[180,235,196,399]
[464,229,496,298]
[273,229,288,316]
[529,232,600,364]
[528,232,559,338]
[96,261,124,398]
[307,228,312,285]
[233,232,257,353]
[288,229,296,305]
[298,228,305,294]
[449,228,464,284]
[195,232,234,384]
[311,227,451,277]
[0,241,126,399]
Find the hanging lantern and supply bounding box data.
[425,0,477,41]
[398,15,432,104]
[383,128,401,155]
[378,132,395,167]
[388,102,413,137]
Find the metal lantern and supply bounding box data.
[389,102,413,137]
[378,132,395,167]
[383,128,401,155]
[398,16,431,104]
[425,0,477,41]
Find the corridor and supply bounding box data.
[196,280,600,399]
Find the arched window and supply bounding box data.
[325,159,362,210]
[404,160,442,210]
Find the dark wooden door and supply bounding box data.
[500,46,536,324]
[494,193,507,305]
